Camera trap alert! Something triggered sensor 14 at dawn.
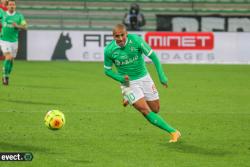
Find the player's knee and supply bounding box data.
[140,108,150,115]
[135,106,150,115]
[4,54,13,60]
[152,105,160,113]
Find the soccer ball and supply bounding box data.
[44,110,65,130]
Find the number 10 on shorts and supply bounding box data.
[124,90,136,104]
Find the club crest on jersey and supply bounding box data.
[130,47,135,52]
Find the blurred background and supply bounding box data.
[18,0,250,31]
[13,0,250,63]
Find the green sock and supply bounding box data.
[145,111,176,133]
[8,60,13,74]
[2,60,11,77]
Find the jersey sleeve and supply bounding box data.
[19,13,27,25]
[149,52,168,85]
[104,47,113,70]
[135,35,168,85]
[103,46,125,83]
[137,35,153,57]
[0,8,3,19]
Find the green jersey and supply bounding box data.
[104,34,152,81]
[0,10,26,42]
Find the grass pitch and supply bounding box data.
[0,61,249,167]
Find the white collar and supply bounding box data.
[7,11,16,16]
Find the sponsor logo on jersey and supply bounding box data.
[145,32,214,50]
[114,55,139,66]
[113,52,119,58]
[120,55,128,59]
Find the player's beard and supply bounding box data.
[8,8,15,13]
[116,37,126,47]
[116,40,124,47]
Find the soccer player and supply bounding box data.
[104,24,181,143]
[0,0,7,11]
[0,0,27,85]
[0,0,7,60]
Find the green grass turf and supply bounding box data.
[0,61,249,167]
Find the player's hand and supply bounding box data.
[13,23,27,30]
[124,75,129,80]
[12,23,20,30]
[162,83,168,88]
[12,22,18,27]
[124,75,130,87]
[160,75,168,88]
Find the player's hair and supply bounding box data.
[112,24,127,35]
[6,0,15,5]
